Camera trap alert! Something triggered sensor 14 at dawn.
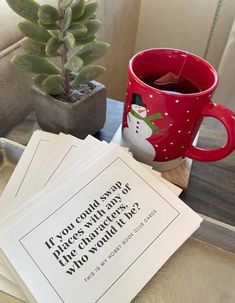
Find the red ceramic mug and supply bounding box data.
[122,48,235,170]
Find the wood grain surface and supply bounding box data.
[180,123,235,226]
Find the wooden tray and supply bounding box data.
[0,138,24,195]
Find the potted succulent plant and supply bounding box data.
[6,0,110,138]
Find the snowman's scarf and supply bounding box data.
[130,109,162,133]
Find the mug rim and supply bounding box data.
[129,48,218,97]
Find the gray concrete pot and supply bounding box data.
[31,81,107,139]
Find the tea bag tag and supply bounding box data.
[153,72,183,94]
[153,52,188,93]
[154,72,181,86]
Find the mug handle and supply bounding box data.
[184,103,235,161]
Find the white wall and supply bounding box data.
[135,0,217,58]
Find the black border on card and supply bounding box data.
[19,157,180,302]
[15,139,50,197]
[43,145,78,187]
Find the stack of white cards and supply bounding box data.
[0,131,202,303]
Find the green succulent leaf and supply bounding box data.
[46,37,61,56]
[12,54,61,75]
[6,0,40,24]
[72,0,85,19]
[21,39,46,56]
[65,56,83,72]
[76,42,110,65]
[89,13,96,20]
[71,65,105,86]
[61,0,73,8]
[38,20,58,30]
[69,25,88,41]
[18,21,51,43]
[42,75,64,95]
[64,32,75,50]
[63,7,72,31]
[83,19,101,38]
[74,1,98,23]
[76,34,96,45]
[50,30,60,38]
[32,74,48,92]
[38,5,59,25]
[69,22,87,34]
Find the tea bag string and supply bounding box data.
[153,51,189,87]
[177,51,188,79]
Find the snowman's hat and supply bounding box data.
[131,93,146,107]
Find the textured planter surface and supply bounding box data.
[32,82,107,139]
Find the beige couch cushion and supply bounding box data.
[0,0,57,136]
[0,0,57,51]
[0,2,22,52]
[133,238,235,303]
[205,0,235,69]
[214,17,235,110]
[134,0,219,58]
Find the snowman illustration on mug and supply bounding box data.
[123,93,162,163]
